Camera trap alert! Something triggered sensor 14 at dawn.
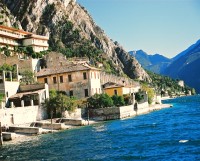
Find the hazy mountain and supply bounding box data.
[129,50,171,74]
[163,39,200,93]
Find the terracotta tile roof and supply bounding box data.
[36,64,100,77]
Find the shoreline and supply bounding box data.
[2,103,172,145]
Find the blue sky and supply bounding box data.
[77,0,200,58]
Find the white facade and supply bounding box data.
[0,25,49,52]
[178,80,184,87]
[89,70,102,95]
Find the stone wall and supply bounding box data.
[0,54,40,73]
[64,108,83,119]
[100,72,139,87]
[0,106,47,127]
[89,105,137,121]
[89,102,151,121]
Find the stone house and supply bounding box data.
[36,64,102,99]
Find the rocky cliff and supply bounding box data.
[1,0,150,81]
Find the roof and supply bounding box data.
[0,25,30,35]
[9,89,44,99]
[103,82,124,89]
[36,64,100,77]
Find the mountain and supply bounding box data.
[172,39,200,61]
[0,0,150,82]
[163,39,200,93]
[129,50,171,74]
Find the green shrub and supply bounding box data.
[112,95,125,107]
[87,93,113,109]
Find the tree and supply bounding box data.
[99,93,113,108]
[135,92,144,103]
[21,70,34,84]
[2,45,10,57]
[42,90,77,120]
[87,93,113,109]
[112,95,125,107]
[26,46,35,57]
[141,84,155,104]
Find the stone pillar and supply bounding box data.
[10,102,14,108]
[21,100,24,107]
[38,94,42,105]
[10,71,12,82]
[0,122,3,146]
[3,71,5,82]
[132,93,135,105]
[31,100,34,106]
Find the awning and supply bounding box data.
[9,89,45,99]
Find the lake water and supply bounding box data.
[0,95,200,161]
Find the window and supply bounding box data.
[68,75,72,82]
[114,89,118,95]
[44,78,48,84]
[83,72,87,80]
[60,76,63,83]
[53,77,57,84]
[69,90,73,97]
[84,89,89,97]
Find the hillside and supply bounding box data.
[129,50,171,74]
[0,0,150,82]
[163,39,200,93]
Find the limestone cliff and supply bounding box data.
[1,0,150,81]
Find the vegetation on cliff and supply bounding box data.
[146,70,195,97]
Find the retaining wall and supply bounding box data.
[0,106,47,127]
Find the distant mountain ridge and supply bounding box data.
[130,39,200,93]
[163,39,200,93]
[129,50,171,74]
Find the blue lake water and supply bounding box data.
[0,95,200,161]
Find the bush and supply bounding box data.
[87,93,113,109]
[112,95,125,107]
[123,94,132,105]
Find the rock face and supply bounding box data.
[1,0,150,81]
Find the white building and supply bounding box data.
[0,25,49,52]
[178,80,184,87]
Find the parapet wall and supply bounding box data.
[0,106,47,127]
[0,54,40,73]
[89,102,151,121]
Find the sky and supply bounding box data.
[77,0,200,58]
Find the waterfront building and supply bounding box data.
[36,64,102,99]
[103,82,140,97]
[0,70,49,126]
[0,25,49,52]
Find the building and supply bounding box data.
[178,80,184,87]
[0,25,49,52]
[36,64,102,98]
[0,70,49,108]
[103,82,140,97]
